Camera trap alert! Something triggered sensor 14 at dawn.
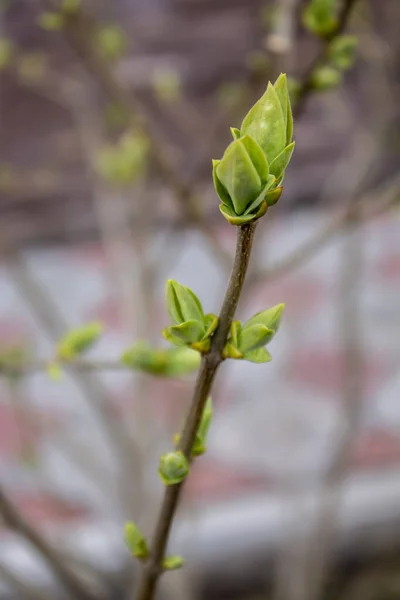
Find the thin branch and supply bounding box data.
[247,173,400,288]
[294,0,360,117]
[134,222,258,600]
[3,251,142,514]
[0,487,102,600]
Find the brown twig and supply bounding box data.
[294,0,360,117]
[134,223,257,600]
[0,487,101,600]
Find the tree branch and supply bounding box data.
[134,222,257,600]
[0,487,101,600]
[294,0,360,117]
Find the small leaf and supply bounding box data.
[264,186,283,207]
[163,555,184,570]
[240,134,269,185]
[244,304,285,333]
[243,347,272,363]
[216,139,262,215]
[240,81,286,164]
[229,320,242,348]
[197,397,213,442]
[159,451,190,485]
[237,324,275,353]
[212,159,234,209]
[219,203,265,226]
[269,142,295,180]
[165,280,204,325]
[167,320,205,344]
[124,522,149,560]
[57,322,102,360]
[222,342,244,359]
[203,313,219,339]
[230,127,241,140]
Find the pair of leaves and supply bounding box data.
[163,281,218,353]
[174,397,213,457]
[223,304,285,363]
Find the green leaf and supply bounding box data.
[240,81,286,164]
[302,0,338,37]
[216,139,262,215]
[240,134,269,184]
[197,397,213,441]
[163,555,184,570]
[159,451,190,485]
[203,313,219,339]
[243,347,272,363]
[230,320,242,348]
[265,186,283,207]
[162,327,187,347]
[219,203,267,226]
[237,324,275,353]
[244,303,285,333]
[269,142,295,180]
[230,127,241,140]
[165,280,204,325]
[57,322,102,360]
[124,522,149,560]
[212,159,234,209]
[273,73,288,126]
[222,341,244,359]
[242,178,274,216]
[165,320,205,345]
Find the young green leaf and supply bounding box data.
[162,555,184,570]
[57,322,102,360]
[165,280,204,325]
[124,522,149,560]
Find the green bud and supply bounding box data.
[57,322,102,361]
[329,35,358,70]
[159,451,190,485]
[95,25,127,61]
[214,74,295,225]
[124,522,149,560]
[121,343,200,377]
[163,281,217,352]
[38,12,64,31]
[302,0,338,37]
[311,65,342,90]
[222,304,284,363]
[174,397,213,457]
[163,555,184,570]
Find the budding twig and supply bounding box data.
[134,223,257,600]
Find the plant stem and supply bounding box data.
[134,222,257,600]
[295,0,360,117]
